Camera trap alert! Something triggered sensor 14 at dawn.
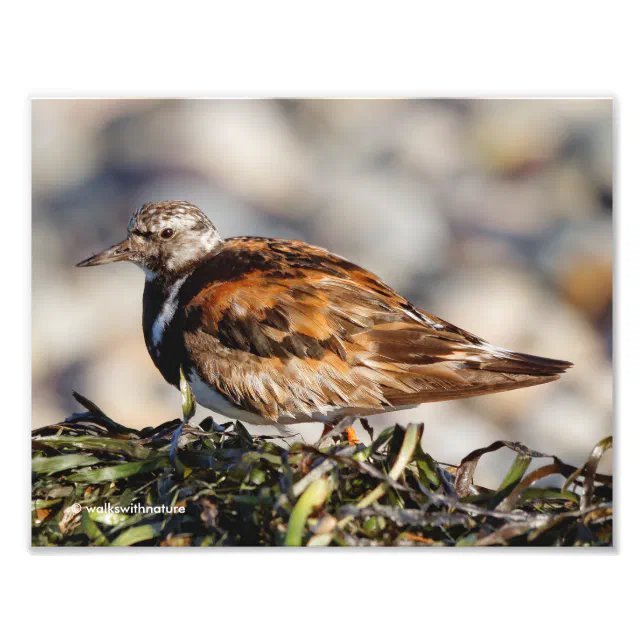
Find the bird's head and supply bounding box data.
[76,201,222,279]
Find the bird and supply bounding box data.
[77,200,572,449]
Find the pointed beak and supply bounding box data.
[76,238,134,267]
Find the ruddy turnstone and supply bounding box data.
[77,200,571,447]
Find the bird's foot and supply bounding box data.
[345,426,359,446]
[169,422,184,467]
[316,416,360,448]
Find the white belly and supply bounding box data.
[187,370,270,426]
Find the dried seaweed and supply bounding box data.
[32,385,612,547]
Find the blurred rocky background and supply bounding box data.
[32,99,613,486]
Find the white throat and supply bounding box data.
[143,267,158,282]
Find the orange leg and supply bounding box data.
[321,423,359,445]
[345,426,359,445]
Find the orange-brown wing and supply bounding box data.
[181,238,570,421]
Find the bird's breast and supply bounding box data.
[142,278,187,387]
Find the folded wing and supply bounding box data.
[181,238,571,421]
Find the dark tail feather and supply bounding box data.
[482,349,573,377]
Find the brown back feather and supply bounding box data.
[179,238,572,420]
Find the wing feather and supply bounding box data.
[180,238,571,421]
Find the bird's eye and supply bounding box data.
[160,228,174,240]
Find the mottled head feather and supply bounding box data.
[129,201,214,235]
[127,201,223,278]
